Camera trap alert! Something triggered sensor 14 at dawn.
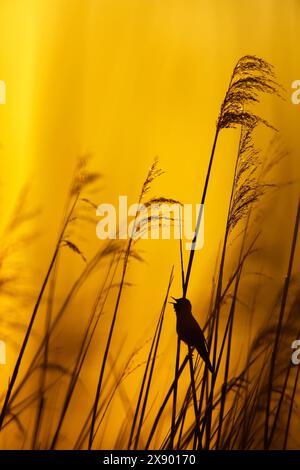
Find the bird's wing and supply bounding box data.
[177,313,208,352]
[187,314,214,373]
[189,315,209,355]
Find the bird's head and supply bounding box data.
[170,297,192,314]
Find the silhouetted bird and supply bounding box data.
[171,297,214,373]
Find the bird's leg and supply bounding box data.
[188,346,194,359]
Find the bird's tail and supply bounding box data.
[197,347,214,374]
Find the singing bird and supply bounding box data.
[171,297,214,373]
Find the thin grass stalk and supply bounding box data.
[183,130,219,297]
[205,169,239,444]
[176,124,222,449]
[133,268,174,449]
[268,316,300,446]
[184,123,229,451]
[127,316,162,449]
[187,346,201,448]
[193,267,219,449]
[31,259,59,449]
[204,223,245,447]
[283,365,300,449]
[75,354,130,449]
[204,239,228,447]
[206,120,264,447]
[184,56,280,446]
[31,160,90,449]
[88,161,163,449]
[194,365,208,449]
[88,243,135,449]
[181,348,266,449]
[50,253,119,449]
[0,193,79,431]
[5,242,117,410]
[268,361,292,447]
[199,236,258,448]
[176,388,191,449]
[170,213,185,450]
[146,235,257,450]
[199,303,235,448]
[216,136,250,446]
[161,384,192,449]
[74,345,127,450]
[93,351,144,444]
[215,283,239,448]
[145,353,190,450]
[169,338,181,450]
[128,269,173,449]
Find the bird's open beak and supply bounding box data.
[169,296,179,305]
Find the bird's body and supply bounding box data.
[172,297,214,374]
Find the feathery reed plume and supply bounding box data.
[184,55,281,296]
[217,55,281,131]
